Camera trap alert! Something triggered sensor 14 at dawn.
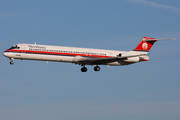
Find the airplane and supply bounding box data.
[3,37,174,72]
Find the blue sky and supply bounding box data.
[0,0,180,120]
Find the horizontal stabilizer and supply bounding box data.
[144,38,176,41]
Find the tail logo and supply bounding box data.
[142,43,148,50]
[133,37,158,51]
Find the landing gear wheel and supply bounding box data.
[10,61,14,65]
[94,66,100,71]
[81,67,87,72]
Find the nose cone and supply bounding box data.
[3,51,15,58]
[3,51,8,57]
[3,51,11,58]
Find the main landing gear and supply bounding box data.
[81,65,100,72]
[81,65,87,72]
[94,65,100,71]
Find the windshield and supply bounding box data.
[9,45,20,49]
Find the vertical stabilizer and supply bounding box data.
[133,37,157,52]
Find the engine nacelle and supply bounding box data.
[124,57,140,63]
[140,56,149,61]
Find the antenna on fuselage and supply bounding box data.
[34,42,36,45]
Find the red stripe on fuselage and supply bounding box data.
[5,49,111,58]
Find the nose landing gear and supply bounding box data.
[10,61,14,65]
[9,58,14,65]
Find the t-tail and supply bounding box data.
[133,37,175,52]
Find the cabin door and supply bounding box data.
[21,45,26,53]
[21,45,26,52]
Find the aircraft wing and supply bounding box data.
[77,54,146,65]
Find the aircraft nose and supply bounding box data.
[3,51,7,57]
[3,51,14,58]
[3,51,10,57]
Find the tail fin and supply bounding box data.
[133,37,156,52]
[133,37,175,52]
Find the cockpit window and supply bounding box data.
[9,45,20,49]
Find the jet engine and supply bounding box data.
[124,57,140,63]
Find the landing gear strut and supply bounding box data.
[94,65,100,71]
[81,65,87,72]
[10,58,14,65]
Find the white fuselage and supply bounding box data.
[3,43,148,66]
